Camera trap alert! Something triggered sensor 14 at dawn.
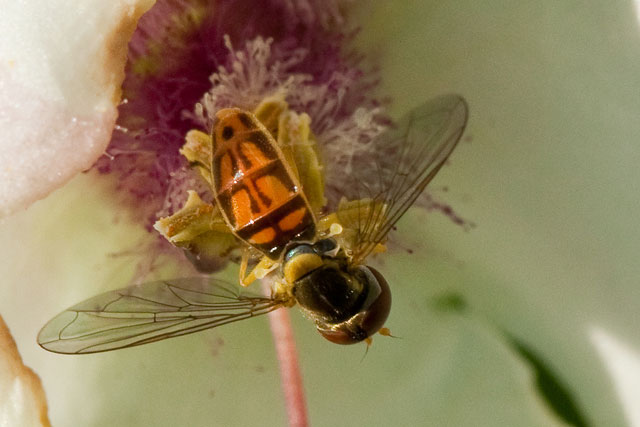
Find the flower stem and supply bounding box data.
[267,306,309,427]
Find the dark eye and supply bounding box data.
[222,126,234,140]
[316,266,392,345]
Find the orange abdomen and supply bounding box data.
[211,108,315,259]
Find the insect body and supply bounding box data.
[38,95,468,354]
[211,108,315,259]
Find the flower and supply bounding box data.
[91,0,395,278]
[0,317,50,426]
[2,1,640,427]
[0,0,155,218]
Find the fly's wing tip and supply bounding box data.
[37,311,80,354]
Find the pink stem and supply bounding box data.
[267,305,309,427]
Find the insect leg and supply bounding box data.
[241,256,277,287]
[238,248,250,286]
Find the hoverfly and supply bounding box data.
[38,95,468,354]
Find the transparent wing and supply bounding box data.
[38,277,285,354]
[338,95,468,263]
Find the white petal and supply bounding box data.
[591,326,640,427]
[0,316,49,427]
[0,0,155,217]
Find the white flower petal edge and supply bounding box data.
[591,326,640,427]
[0,316,49,426]
[0,0,155,217]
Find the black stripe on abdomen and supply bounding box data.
[236,194,315,259]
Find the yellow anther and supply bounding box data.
[329,222,343,236]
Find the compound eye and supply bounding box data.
[357,266,392,338]
[317,266,392,345]
[318,326,368,345]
